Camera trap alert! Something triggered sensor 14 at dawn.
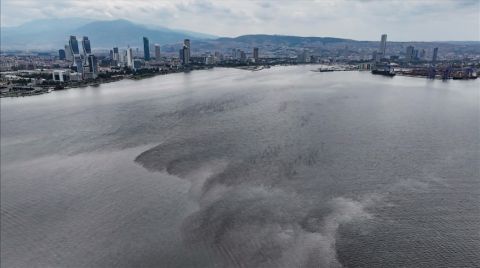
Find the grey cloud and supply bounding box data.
[1,0,478,40]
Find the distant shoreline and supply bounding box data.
[1,63,477,98]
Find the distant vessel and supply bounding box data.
[371,63,396,76]
[371,69,396,76]
[319,69,335,72]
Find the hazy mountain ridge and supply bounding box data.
[1,18,217,50]
[1,18,479,52]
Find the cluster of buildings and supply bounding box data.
[56,36,98,81]
[1,31,478,92]
[107,37,160,70]
[370,34,477,79]
[371,34,439,64]
[103,37,261,67]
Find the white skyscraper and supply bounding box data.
[126,47,134,68]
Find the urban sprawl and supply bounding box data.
[1,33,478,97]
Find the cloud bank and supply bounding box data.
[1,0,479,41]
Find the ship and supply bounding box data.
[371,69,396,76]
[371,63,396,77]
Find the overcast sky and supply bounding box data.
[1,0,479,41]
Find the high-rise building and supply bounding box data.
[405,46,415,62]
[143,37,150,61]
[65,45,72,61]
[83,54,98,79]
[87,55,98,76]
[68,36,82,74]
[155,44,161,59]
[126,47,134,68]
[183,39,191,65]
[179,48,184,63]
[113,47,119,61]
[253,47,259,61]
[379,34,387,59]
[69,36,80,55]
[182,46,189,65]
[58,49,66,60]
[432,47,438,64]
[82,36,91,56]
[120,50,127,66]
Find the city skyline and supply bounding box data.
[1,0,479,41]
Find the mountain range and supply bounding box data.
[2,18,478,53]
[0,18,217,50]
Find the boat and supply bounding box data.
[371,69,396,76]
[371,63,396,77]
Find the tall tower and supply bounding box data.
[69,36,80,56]
[113,47,119,61]
[379,34,387,59]
[155,44,161,59]
[65,44,72,61]
[126,47,134,68]
[432,47,438,64]
[82,36,91,56]
[87,55,98,79]
[69,36,82,73]
[183,39,190,65]
[253,47,259,61]
[143,37,150,61]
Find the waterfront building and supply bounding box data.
[379,34,387,59]
[154,44,161,59]
[69,72,82,81]
[84,55,98,79]
[68,36,83,74]
[143,37,150,61]
[80,36,97,79]
[58,49,66,60]
[179,39,191,65]
[52,69,70,82]
[253,47,259,61]
[183,39,191,65]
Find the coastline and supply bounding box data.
[0,65,215,98]
[2,63,477,98]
